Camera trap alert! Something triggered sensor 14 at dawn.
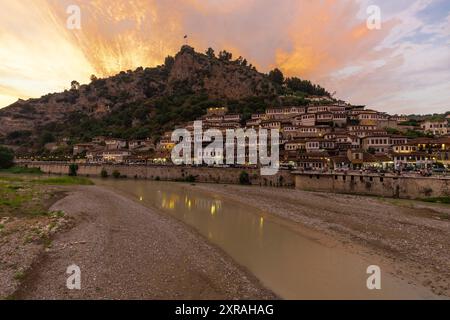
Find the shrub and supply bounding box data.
[0,147,15,169]
[239,171,251,185]
[68,164,78,176]
[100,168,108,178]
[185,175,196,183]
[112,170,121,179]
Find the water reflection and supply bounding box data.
[96,179,436,300]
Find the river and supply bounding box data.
[95,178,437,300]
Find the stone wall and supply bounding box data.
[22,162,294,187]
[294,172,450,199]
[17,162,449,199]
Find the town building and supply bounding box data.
[421,120,448,136]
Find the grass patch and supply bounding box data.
[0,194,30,209]
[0,175,24,182]
[13,271,25,281]
[0,167,42,175]
[421,197,450,204]
[34,176,94,186]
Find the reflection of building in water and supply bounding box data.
[158,192,222,213]
[159,193,180,210]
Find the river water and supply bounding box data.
[95,179,436,300]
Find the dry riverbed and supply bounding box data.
[0,175,82,299]
[3,174,449,300]
[4,179,274,300]
[189,184,450,298]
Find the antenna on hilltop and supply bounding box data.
[184,35,188,45]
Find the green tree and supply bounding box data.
[68,163,78,176]
[239,171,251,185]
[218,50,232,61]
[101,168,108,178]
[268,68,284,86]
[205,47,215,58]
[70,80,80,90]
[285,77,330,96]
[0,146,14,169]
[164,56,175,71]
[39,131,55,147]
[112,170,121,179]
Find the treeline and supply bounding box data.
[267,68,331,97]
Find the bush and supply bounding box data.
[0,147,14,169]
[112,170,121,179]
[100,168,108,178]
[239,171,251,185]
[68,164,78,176]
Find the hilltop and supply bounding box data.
[0,45,331,152]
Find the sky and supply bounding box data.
[0,0,449,114]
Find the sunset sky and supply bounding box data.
[0,0,449,114]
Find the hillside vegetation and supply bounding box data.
[0,46,331,153]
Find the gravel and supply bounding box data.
[14,186,276,300]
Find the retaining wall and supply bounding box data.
[294,172,450,199]
[22,162,294,187]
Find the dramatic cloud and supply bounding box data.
[0,0,448,114]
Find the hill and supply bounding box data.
[0,45,331,152]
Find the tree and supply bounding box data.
[112,170,121,179]
[101,168,108,178]
[0,146,14,169]
[71,80,80,90]
[285,77,330,96]
[90,74,98,82]
[239,171,251,185]
[218,50,232,61]
[268,68,284,86]
[205,47,215,58]
[164,56,175,71]
[39,131,55,146]
[68,163,78,176]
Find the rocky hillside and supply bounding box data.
[0,45,328,152]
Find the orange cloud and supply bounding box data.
[0,0,447,113]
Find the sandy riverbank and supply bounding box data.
[186,184,450,298]
[13,185,275,299]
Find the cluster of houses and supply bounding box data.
[71,104,450,172]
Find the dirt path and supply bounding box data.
[190,184,450,298]
[15,186,275,300]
